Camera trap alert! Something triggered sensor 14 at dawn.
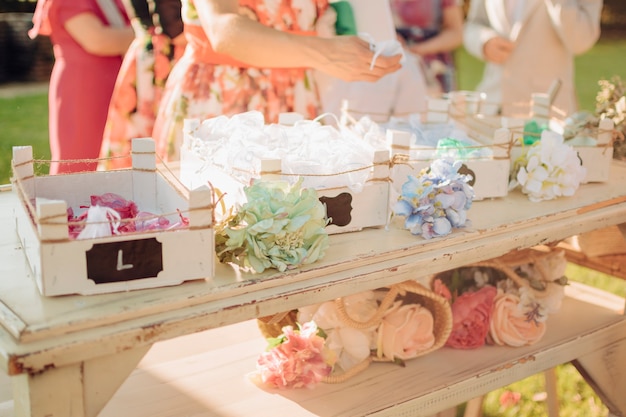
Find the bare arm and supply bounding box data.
[65,13,134,56]
[409,5,464,56]
[194,0,402,82]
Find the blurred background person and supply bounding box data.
[29,0,134,174]
[152,0,403,162]
[314,0,430,122]
[464,0,603,116]
[100,0,186,170]
[390,0,465,95]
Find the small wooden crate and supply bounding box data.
[386,98,511,200]
[462,93,615,183]
[12,139,214,296]
[180,120,391,234]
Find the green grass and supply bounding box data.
[1,38,625,417]
[0,92,49,184]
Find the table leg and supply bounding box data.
[573,338,626,417]
[12,345,151,417]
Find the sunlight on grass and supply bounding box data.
[0,93,49,184]
[481,364,609,417]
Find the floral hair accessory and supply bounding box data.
[254,281,453,389]
[214,178,329,273]
[393,158,474,239]
[509,130,587,202]
[431,246,567,349]
[254,321,335,389]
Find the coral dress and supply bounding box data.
[30,0,130,174]
[152,0,328,162]
[100,0,186,170]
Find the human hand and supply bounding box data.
[483,36,515,64]
[317,36,402,82]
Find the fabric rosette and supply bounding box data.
[254,321,335,389]
[431,246,567,349]
[215,178,329,273]
[393,157,474,239]
[509,130,587,202]
[254,280,452,389]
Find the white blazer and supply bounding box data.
[464,0,603,115]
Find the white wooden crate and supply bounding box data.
[506,96,615,183]
[180,120,391,234]
[504,119,615,183]
[11,139,214,296]
[461,93,615,183]
[386,98,511,200]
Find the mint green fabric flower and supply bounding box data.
[215,178,329,273]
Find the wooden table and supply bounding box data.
[1,161,625,417]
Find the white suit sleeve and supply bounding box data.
[463,0,501,60]
[544,0,602,54]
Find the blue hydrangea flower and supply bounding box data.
[393,158,474,239]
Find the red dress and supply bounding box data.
[30,0,130,174]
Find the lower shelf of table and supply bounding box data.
[91,283,626,417]
[0,285,618,416]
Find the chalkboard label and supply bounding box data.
[458,164,476,186]
[319,192,353,227]
[86,238,163,284]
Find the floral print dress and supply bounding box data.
[152,0,328,162]
[100,0,185,169]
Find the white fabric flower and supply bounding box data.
[298,291,379,372]
[512,131,587,202]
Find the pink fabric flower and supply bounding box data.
[500,390,522,408]
[256,322,333,389]
[490,292,547,347]
[446,285,497,349]
[432,278,452,301]
[377,303,436,361]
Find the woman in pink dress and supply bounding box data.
[152,0,403,163]
[100,0,186,170]
[390,0,464,94]
[29,0,133,174]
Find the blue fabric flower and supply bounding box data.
[393,158,474,239]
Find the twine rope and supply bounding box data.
[10,156,216,242]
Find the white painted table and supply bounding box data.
[1,161,625,417]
